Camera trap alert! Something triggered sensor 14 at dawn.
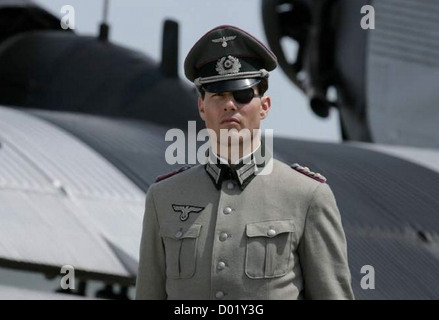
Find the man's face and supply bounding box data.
[197,86,271,149]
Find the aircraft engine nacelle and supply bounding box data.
[262,0,439,148]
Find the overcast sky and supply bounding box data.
[35,0,341,142]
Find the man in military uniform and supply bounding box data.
[136,25,354,300]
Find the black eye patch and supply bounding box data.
[232,88,260,104]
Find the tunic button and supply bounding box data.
[217,261,226,270]
[227,182,235,190]
[219,232,228,241]
[175,231,183,238]
[215,291,225,299]
[223,207,232,215]
[267,229,276,237]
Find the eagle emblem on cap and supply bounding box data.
[172,204,205,221]
[212,35,236,47]
[216,55,241,75]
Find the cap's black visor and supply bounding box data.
[203,78,261,93]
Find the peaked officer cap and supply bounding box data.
[184,25,277,92]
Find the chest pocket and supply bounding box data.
[161,223,202,280]
[245,220,295,279]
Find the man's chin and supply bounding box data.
[220,123,241,130]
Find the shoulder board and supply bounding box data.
[290,163,327,183]
[155,166,192,183]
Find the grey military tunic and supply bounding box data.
[135,155,354,300]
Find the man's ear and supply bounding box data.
[198,97,206,121]
[260,96,272,120]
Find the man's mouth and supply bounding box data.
[221,117,241,124]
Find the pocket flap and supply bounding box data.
[246,220,295,238]
[161,223,202,240]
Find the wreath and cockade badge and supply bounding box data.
[215,55,242,75]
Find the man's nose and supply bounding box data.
[223,94,238,111]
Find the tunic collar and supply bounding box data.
[205,142,271,191]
